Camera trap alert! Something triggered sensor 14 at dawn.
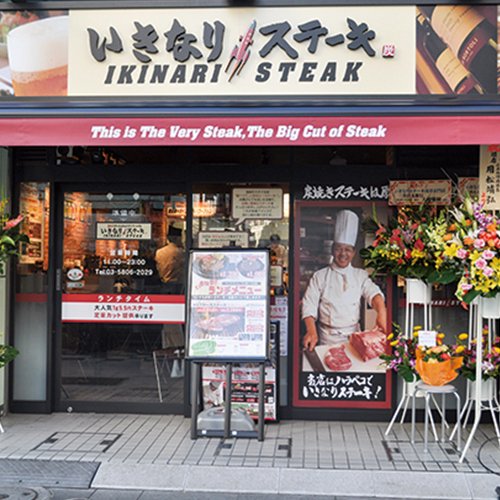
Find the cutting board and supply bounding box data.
[314,342,386,373]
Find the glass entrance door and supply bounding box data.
[56,190,187,412]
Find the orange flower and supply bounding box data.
[463,237,474,246]
[448,224,457,232]
[465,219,472,226]
[443,234,453,242]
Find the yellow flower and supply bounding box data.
[413,331,419,337]
[458,333,468,341]
[386,333,394,340]
[413,325,423,331]
[411,248,426,260]
[443,243,458,258]
[491,257,500,271]
[437,333,446,339]
[455,345,465,354]
[390,340,399,347]
[469,250,483,264]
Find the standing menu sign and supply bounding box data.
[186,249,270,361]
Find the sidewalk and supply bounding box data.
[0,412,499,499]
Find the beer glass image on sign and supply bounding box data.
[7,16,68,96]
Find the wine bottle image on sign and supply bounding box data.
[419,5,497,94]
[417,10,484,95]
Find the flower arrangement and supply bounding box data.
[361,205,461,284]
[459,326,500,381]
[381,325,468,385]
[0,343,18,368]
[415,331,466,386]
[442,195,500,303]
[380,323,420,382]
[0,198,28,274]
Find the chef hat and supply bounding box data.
[334,210,359,247]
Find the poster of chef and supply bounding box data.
[293,201,393,409]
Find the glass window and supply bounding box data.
[60,192,187,406]
[13,182,50,401]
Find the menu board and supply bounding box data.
[186,249,270,361]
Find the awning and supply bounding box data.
[1,104,500,146]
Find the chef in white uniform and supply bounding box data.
[302,210,387,351]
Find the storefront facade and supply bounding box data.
[0,0,498,420]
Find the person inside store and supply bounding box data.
[155,223,185,294]
[203,381,225,408]
[155,223,186,351]
[302,209,387,351]
[268,233,288,267]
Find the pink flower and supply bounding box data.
[3,214,23,231]
[457,248,468,259]
[483,249,495,260]
[461,283,473,291]
[474,239,486,249]
[483,267,494,277]
[475,258,487,270]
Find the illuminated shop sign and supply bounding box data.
[1,5,497,98]
[69,7,414,96]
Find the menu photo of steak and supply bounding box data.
[349,330,386,362]
[323,345,352,371]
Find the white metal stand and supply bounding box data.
[458,296,500,462]
[385,279,436,436]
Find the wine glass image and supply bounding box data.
[7,16,69,96]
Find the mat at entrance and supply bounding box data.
[0,459,100,488]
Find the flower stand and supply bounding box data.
[411,382,461,453]
[385,278,440,437]
[451,299,500,443]
[459,296,500,463]
[404,278,433,336]
[457,379,500,439]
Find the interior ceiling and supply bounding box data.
[99,145,479,166]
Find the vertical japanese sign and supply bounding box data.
[186,249,270,360]
[293,200,392,409]
[480,145,500,210]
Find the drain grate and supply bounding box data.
[33,431,121,453]
[0,459,100,488]
[383,439,460,465]
[215,437,292,459]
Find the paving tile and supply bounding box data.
[185,466,279,494]
[49,487,95,499]
[140,494,239,500]
[92,464,186,490]
[374,471,471,499]
[280,469,375,496]
[90,490,143,500]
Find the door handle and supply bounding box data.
[56,269,62,292]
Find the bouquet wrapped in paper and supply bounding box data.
[415,346,463,386]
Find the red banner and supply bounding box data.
[61,293,185,324]
[0,115,499,146]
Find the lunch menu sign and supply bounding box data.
[186,249,270,361]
